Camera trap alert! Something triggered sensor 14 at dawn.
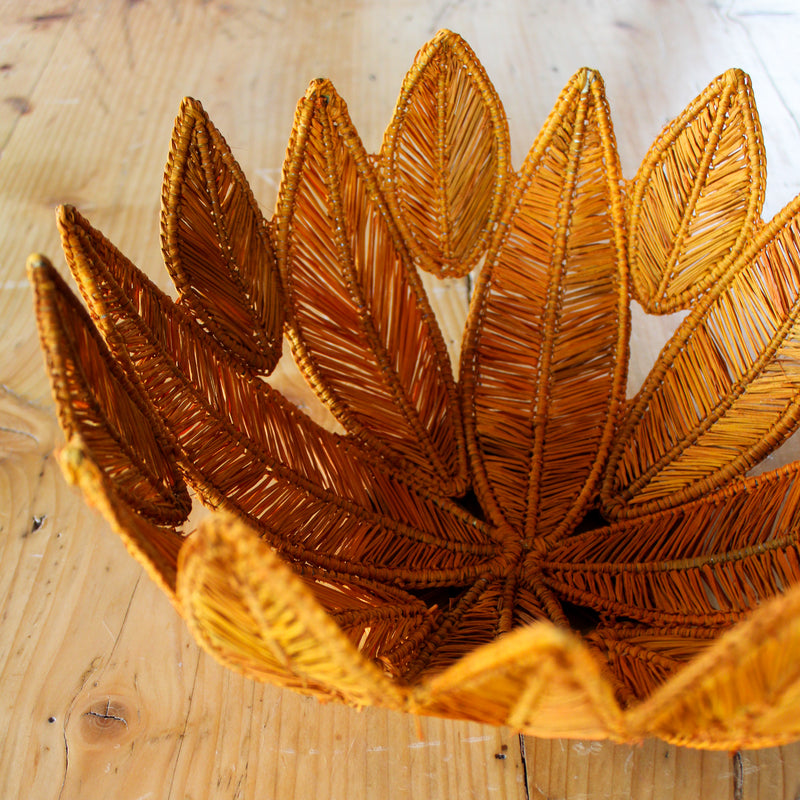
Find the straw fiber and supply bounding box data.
[28,30,800,748]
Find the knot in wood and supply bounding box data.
[79,698,132,745]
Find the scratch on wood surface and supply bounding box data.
[624,749,634,773]
[573,741,604,755]
[166,656,201,799]
[255,167,281,188]
[733,751,744,800]
[27,11,74,25]
[519,735,530,800]
[57,725,69,800]
[0,280,33,290]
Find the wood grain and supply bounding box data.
[2,1,800,797]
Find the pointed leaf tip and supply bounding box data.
[26,252,51,272]
[55,203,74,227]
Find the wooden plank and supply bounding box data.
[2,1,800,798]
[524,739,734,800]
[0,1,78,152]
[524,739,800,800]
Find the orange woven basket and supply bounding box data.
[28,30,800,749]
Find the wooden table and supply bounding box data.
[3,1,800,797]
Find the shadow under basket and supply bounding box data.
[28,29,800,749]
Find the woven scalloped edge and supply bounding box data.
[57,436,800,749]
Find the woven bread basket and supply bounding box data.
[28,29,800,749]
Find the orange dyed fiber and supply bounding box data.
[27,30,800,749]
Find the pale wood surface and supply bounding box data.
[3,1,800,798]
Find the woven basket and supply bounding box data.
[28,30,800,749]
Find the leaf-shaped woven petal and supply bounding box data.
[380,29,510,278]
[178,513,406,707]
[58,205,500,586]
[548,463,800,625]
[628,70,765,313]
[628,583,800,749]
[276,79,467,496]
[161,97,284,373]
[28,254,190,526]
[462,69,628,539]
[415,624,623,739]
[603,195,800,518]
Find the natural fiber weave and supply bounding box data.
[28,30,800,748]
